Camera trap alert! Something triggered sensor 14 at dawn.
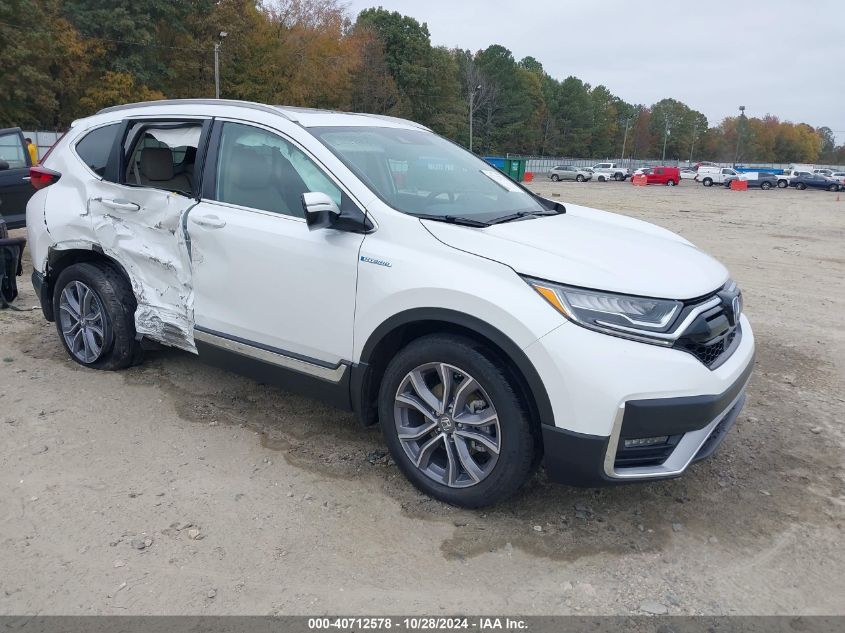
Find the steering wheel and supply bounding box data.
[424,190,456,205]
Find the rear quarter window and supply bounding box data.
[75,123,121,177]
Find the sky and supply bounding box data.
[345,0,845,143]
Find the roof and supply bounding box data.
[96,99,429,131]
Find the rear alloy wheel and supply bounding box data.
[575,174,584,182]
[777,180,787,188]
[53,262,141,370]
[379,335,536,507]
[797,183,807,190]
[550,174,559,182]
[666,179,676,186]
[761,181,772,190]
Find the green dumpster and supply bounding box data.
[503,158,526,182]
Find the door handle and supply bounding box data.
[190,214,226,229]
[21,176,30,182]
[99,198,141,212]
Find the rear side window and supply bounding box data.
[120,121,203,195]
[75,123,120,177]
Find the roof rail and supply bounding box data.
[96,99,295,121]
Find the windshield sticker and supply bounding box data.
[480,169,522,192]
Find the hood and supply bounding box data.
[422,203,728,300]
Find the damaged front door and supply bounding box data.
[87,118,210,352]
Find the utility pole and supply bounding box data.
[469,85,481,152]
[734,105,745,166]
[662,115,671,162]
[214,31,228,99]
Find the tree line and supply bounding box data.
[2,0,843,164]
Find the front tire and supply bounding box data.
[53,262,140,370]
[550,174,559,182]
[777,180,787,188]
[828,184,839,192]
[666,179,676,186]
[761,181,772,190]
[797,183,807,190]
[378,335,536,508]
[575,174,584,182]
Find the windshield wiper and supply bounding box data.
[487,210,560,225]
[412,213,490,228]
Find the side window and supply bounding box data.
[119,121,203,195]
[75,123,120,177]
[0,132,27,169]
[213,122,341,218]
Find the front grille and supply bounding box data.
[614,434,683,468]
[686,328,737,367]
[673,287,741,369]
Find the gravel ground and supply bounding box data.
[1,179,843,615]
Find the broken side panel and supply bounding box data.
[85,180,197,352]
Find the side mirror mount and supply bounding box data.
[0,160,9,171]
[302,191,340,231]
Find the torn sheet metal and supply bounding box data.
[83,182,197,352]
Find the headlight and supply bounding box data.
[525,277,684,345]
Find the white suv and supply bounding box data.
[25,100,755,507]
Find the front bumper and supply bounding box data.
[542,365,750,487]
[526,312,755,486]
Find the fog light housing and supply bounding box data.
[623,436,670,448]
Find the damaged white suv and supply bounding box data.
[26,100,755,507]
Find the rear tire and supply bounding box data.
[797,183,807,190]
[550,174,559,182]
[777,180,787,188]
[828,184,838,192]
[378,334,537,508]
[703,178,713,187]
[761,181,772,190]
[52,262,141,370]
[666,179,676,186]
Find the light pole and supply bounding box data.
[662,115,671,162]
[620,116,631,167]
[688,121,697,165]
[734,105,745,166]
[214,31,228,99]
[469,84,481,152]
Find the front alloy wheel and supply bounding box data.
[394,362,500,488]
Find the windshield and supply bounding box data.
[308,126,545,221]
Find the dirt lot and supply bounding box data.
[1,180,843,615]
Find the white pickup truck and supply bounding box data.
[776,169,812,188]
[591,162,630,182]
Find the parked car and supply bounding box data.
[696,166,739,187]
[591,162,630,181]
[680,169,697,180]
[776,169,810,188]
[789,173,842,191]
[26,99,754,507]
[723,173,778,190]
[812,168,834,177]
[0,127,36,229]
[829,171,845,185]
[636,166,681,186]
[549,164,592,182]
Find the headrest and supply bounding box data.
[140,147,175,181]
[228,146,272,189]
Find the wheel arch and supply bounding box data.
[41,246,133,321]
[352,308,554,440]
